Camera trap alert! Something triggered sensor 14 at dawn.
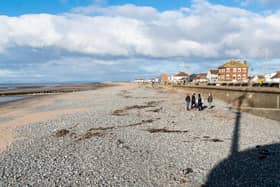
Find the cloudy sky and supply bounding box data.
[0,0,280,83]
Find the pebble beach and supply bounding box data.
[0,83,279,186]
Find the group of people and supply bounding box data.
[185,93,213,111]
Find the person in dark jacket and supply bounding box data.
[185,94,191,111]
[197,94,203,111]
[191,93,196,109]
[207,93,213,109]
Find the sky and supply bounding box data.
[0,0,280,83]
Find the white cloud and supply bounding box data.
[0,1,280,61]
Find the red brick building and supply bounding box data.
[218,60,249,82]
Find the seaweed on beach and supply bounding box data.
[201,136,224,143]
[145,128,188,134]
[54,129,70,137]
[127,118,161,127]
[146,107,162,113]
[88,126,115,131]
[112,102,159,116]
[125,105,155,110]
[112,109,127,116]
[77,131,104,141]
[145,101,161,106]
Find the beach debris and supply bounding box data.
[55,129,70,137]
[76,130,104,141]
[179,178,188,184]
[146,107,162,113]
[88,126,115,131]
[211,138,224,142]
[182,168,193,175]
[112,101,161,116]
[112,109,127,116]
[128,118,160,127]
[201,136,224,143]
[116,139,124,146]
[75,118,161,142]
[145,101,161,106]
[145,128,188,134]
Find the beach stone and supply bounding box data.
[0,84,279,186]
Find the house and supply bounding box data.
[188,74,197,82]
[207,69,219,83]
[271,71,280,83]
[250,75,265,84]
[218,60,249,82]
[265,72,278,83]
[160,74,170,85]
[193,73,208,83]
[171,72,188,83]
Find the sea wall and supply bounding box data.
[168,85,280,121]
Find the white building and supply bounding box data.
[265,72,279,83]
[170,72,188,83]
[250,75,265,84]
[207,70,219,83]
[194,73,208,83]
[271,71,280,83]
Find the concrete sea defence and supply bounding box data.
[170,84,280,121]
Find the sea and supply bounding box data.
[0,83,66,104]
[0,82,98,104]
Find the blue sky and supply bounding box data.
[0,0,276,15]
[0,0,279,83]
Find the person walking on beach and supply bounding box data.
[197,94,203,111]
[207,93,213,109]
[191,93,196,109]
[185,94,191,111]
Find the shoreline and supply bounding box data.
[0,83,117,153]
[0,82,113,96]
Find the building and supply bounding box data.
[218,60,249,82]
[271,71,280,83]
[250,75,265,84]
[171,72,188,83]
[160,74,170,85]
[193,73,208,83]
[207,69,219,83]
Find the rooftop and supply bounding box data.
[209,69,219,74]
[271,71,280,79]
[195,73,207,79]
[219,60,248,68]
[174,72,188,77]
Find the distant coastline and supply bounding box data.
[0,83,113,105]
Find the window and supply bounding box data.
[242,68,247,71]
[238,68,241,72]
[226,68,230,72]
[233,68,237,72]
